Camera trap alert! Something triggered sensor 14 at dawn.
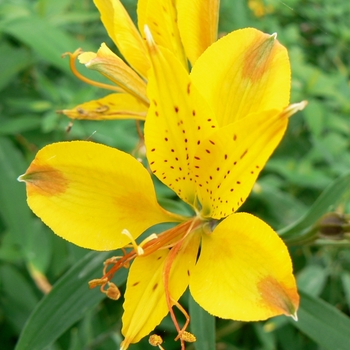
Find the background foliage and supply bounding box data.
[1,0,350,349]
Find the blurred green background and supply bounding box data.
[1,0,350,349]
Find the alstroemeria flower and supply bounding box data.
[19,28,306,349]
[61,0,219,121]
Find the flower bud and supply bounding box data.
[317,212,350,239]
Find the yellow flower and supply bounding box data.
[61,0,219,121]
[19,27,306,349]
[248,0,274,18]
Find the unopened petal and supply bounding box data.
[60,93,147,121]
[79,43,148,104]
[121,230,200,347]
[138,0,187,68]
[190,213,299,321]
[191,28,291,126]
[144,34,218,208]
[177,0,219,65]
[18,141,178,250]
[93,0,150,78]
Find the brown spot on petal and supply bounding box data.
[20,162,69,196]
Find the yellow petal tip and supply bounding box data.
[17,174,26,182]
[282,100,308,119]
[290,311,298,321]
[144,25,155,50]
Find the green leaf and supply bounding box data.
[0,264,39,332]
[2,16,85,73]
[0,116,42,135]
[278,171,350,242]
[341,272,350,310]
[15,250,127,350]
[0,137,33,250]
[253,323,275,350]
[290,291,350,350]
[189,294,216,350]
[0,42,33,91]
[296,265,327,297]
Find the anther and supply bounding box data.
[104,256,120,266]
[88,277,108,289]
[105,282,121,300]
[149,334,165,349]
[180,331,196,343]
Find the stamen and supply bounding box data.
[172,298,192,342]
[149,334,165,349]
[122,229,145,255]
[62,49,124,93]
[89,218,204,330]
[122,229,158,256]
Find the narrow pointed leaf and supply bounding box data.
[15,251,125,350]
[279,171,350,240]
[290,291,350,350]
[188,294,216,350]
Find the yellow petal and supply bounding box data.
[18,141,178,250]
[191,28,291,126]
[121,229,200,347]
[190,213,299,321]
[144,33,218,207]
[93,0,150,78]
[195,108,288,219]
[177,0,219,65]
[137,0,187,68]
[79,43,148,105]
[60,93,147,121]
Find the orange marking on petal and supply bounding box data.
[21,162,69,196]
[258,276,299,316]
[243,34,277,82]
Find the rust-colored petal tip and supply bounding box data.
[258,276,300,318]
[18,162,69,197]
[243,31,281,82]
